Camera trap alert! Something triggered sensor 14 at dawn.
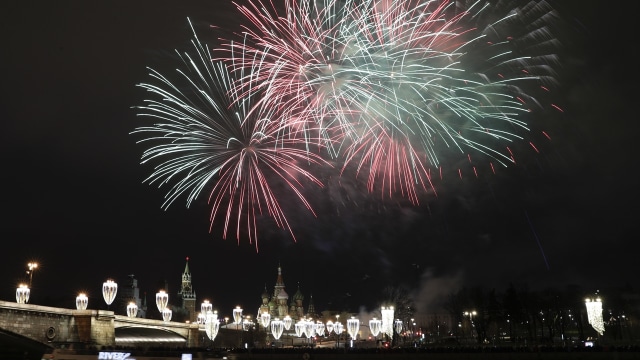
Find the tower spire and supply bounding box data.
[178,256,196,322]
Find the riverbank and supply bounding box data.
[222,346,640,360]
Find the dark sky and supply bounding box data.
[1,0,636,319]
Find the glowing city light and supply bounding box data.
[16,284,30,304]
[155,290,168,313]
[585,297,604,336]
[381,306,395,339]
[102,280,117,306]
[76,293,88,310]
[369,318,382,337]
[127,302,138,318]
[271,318,284,340]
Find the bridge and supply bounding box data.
[0,300,203,350]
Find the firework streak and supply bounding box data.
[133,0,565,247]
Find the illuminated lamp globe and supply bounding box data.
[283,315,293,331]
[260,312,271,328]
[156,290,168,313]
[394,319,403,335]
[201,300,212,315]
[102,280,117,306]
[233,306,243,324]
[127,302,138,317]
[325,320,334,334]
[271,318,284,340]
[316,321,325,336]
[347,317,360,340]
[205,311,220,341]
[76,293,88,310]
[162,307,172,322]
[369,318,381,337]
[16,284,30,304]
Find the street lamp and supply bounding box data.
[233,306,243,324]
[16,284,30,304]
[205,310,220,343]
[295,319,305,338]
[127,302,138,317]
[242,315,253,331]
[283,315,293,331]
[102,279,117,309]
[334,321,344,348]
[76,293,88,310]
[260,311,271,329]
[233,306,243,347]
[27,262,38,288]
[197,312,206,325]
[464,310,477,340]
[394,319,403,337]
[162,307,172,322]
[271,318,284,343]
[464,311,477,323]
[316,320,325,337]
[156,290,168,316]
[305,318,317,338]
[347,317,360,347]
[369,318,382,342]
[325,320,334,335]
[201,300,212,315]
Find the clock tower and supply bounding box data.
[178,256,197,322]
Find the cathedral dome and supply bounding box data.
[277,289,288,299]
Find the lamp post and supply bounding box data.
[394,319,403,345]
[334,321,344,349]
[202,300,212,315]
[156,290,168,318]
[271,318,284,346]
[347,317,360,348]
[260,311,271,329]
[316,320,325,337]
[242,315,254,348]
[369,318,382,345]
[464,310,477,340]
[233,306,243,348]
[325,320,334,336]
[261,312,272,346]
[305,318,317,347]
[27,262,38,288]
[102,279,117,310]
[283,315,293,332]
[16,284,30,304]
[205,310,220,345]
[295,319,305,338]
[127,302,138,317]
[162,307,172,322]
[76,293,88,310]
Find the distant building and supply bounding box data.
[258,264,316,322]
[117,274,147,318]
[177,257,197,323]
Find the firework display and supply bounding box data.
[132,19,328,250]
[133,0,565,247]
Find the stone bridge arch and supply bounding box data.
[0,300,201,348]
[113,316,199,347]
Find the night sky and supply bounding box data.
[1,0,636,319]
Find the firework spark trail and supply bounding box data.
[216,0,563,203]
[132,19,329,250]
[133,0,566,247]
